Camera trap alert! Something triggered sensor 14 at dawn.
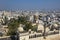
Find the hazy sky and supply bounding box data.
[0,0,60,10]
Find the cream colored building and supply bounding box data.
[20,35,29,40]
[37,24,44,33]
[18,24,24,32]
[0,25,8,36]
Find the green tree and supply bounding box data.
[23,22,33,31]
[4,16,8,25]
[32,25,37,32]
[1,16,8,25]
[18,16,27,24]
[7,18,19,35]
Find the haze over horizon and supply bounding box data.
[0,0,60,11]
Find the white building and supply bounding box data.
[29,15,34,22]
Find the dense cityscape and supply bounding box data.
[0,10,60,40]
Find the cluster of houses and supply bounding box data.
[0,10,60,40]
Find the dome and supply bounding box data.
[18,27,24,32]
[53,23,58,28]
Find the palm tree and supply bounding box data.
[43,21,47,39]
[43,16,48,39]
